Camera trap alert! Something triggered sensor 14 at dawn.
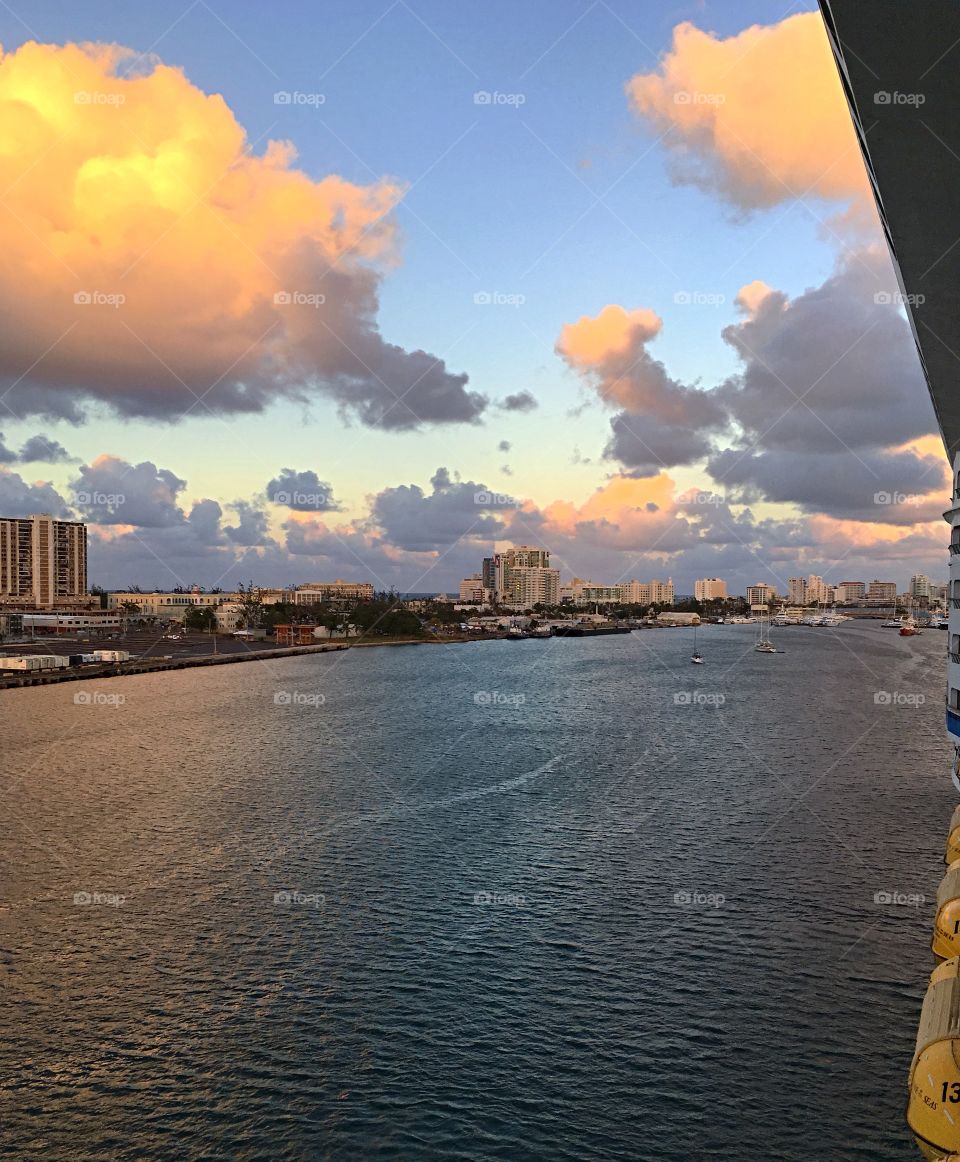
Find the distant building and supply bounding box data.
[911,574,933,601]
[694,578,727,601]
[489,546,558,605]
[867,580,898,605]
[838,580,866,602]
[746,583,777,609]
[657,611,700,626]
[805,574,831,604]
[458,575,491,603]
[107,590,232,620]
[292,581,374,603]
[787,577,807,605]
[0,514,87,608]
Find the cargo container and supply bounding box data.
[0,655,68,671]
[90,650,130,663]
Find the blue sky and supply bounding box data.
[0,1,945,591]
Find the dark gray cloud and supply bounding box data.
[369,466,510,552]
[500,391,538,412]
[266,468,339,512]
[606,413,718,476]
[224,501,270,546]
[709,445,948,524]
[70,457,186,527]
[0,468,70,516]
[18,435,74,463]
[717,251,933,453]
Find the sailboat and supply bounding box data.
[755,612,777,653]
[691,622,703,664]
[881,601,902,628]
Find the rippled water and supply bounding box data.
[1,623,953,1159]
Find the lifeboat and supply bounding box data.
[933,862,960,961]
[907,956,960,1159]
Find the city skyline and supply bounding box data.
[0,2,949,597]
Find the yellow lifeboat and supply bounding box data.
[934,863,960,961]
[907,956,960,1159]
[947,805,960,866]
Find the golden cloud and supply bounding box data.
[627,13,869,210]
[0,41,484,427]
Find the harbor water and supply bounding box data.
[0,621,951,1159]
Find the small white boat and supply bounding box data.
[690,624,704,663]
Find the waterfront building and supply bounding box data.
[106,591,233,619]
[0,514,87,608]
[293,581,374,603]
[910,574,933,602]
[787,577,807,605]
[837,580,866,603]
[745,583,777,610]
[805,574,831,604]
[694,578,727,601]
[21,611,123,634]
[489,546,557,605]
[866,580,897,606]
[458,575,491,603]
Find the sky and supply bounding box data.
[0,0,948,595]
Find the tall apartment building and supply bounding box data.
[746,583,777,608]
[806,574,832,604]
[867,580,898,605]
[910,573,932,600]
[838,580,866,602]
[458,575,491,603]
[694,578,727,601]
[787,577,807,604]
[489,546,557,605]
[0,514,87,608]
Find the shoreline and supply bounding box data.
[0,633,484,691]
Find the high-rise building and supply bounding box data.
[694,578,727,601]
[838,580,866,602]
[787,577,807,604]
[489,546,556,604]
[458,575,490,603]
[746,583,777,608]
[806,574,831,604]
[0,514,87,608]
[911,574,933,600]
[867,580,898,605]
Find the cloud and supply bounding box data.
[18,434,75,463]
[626,12,869,212]
[498,439,512,453]
[556,303,727,471]
[368,466,511,552]
[0,40,484,429]
[715,250,936,455]
[0,467,70,516]
[70,455,186,526]
[266,468,339,512]
[499,390,539,412]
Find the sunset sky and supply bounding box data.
[0,0,947,594]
